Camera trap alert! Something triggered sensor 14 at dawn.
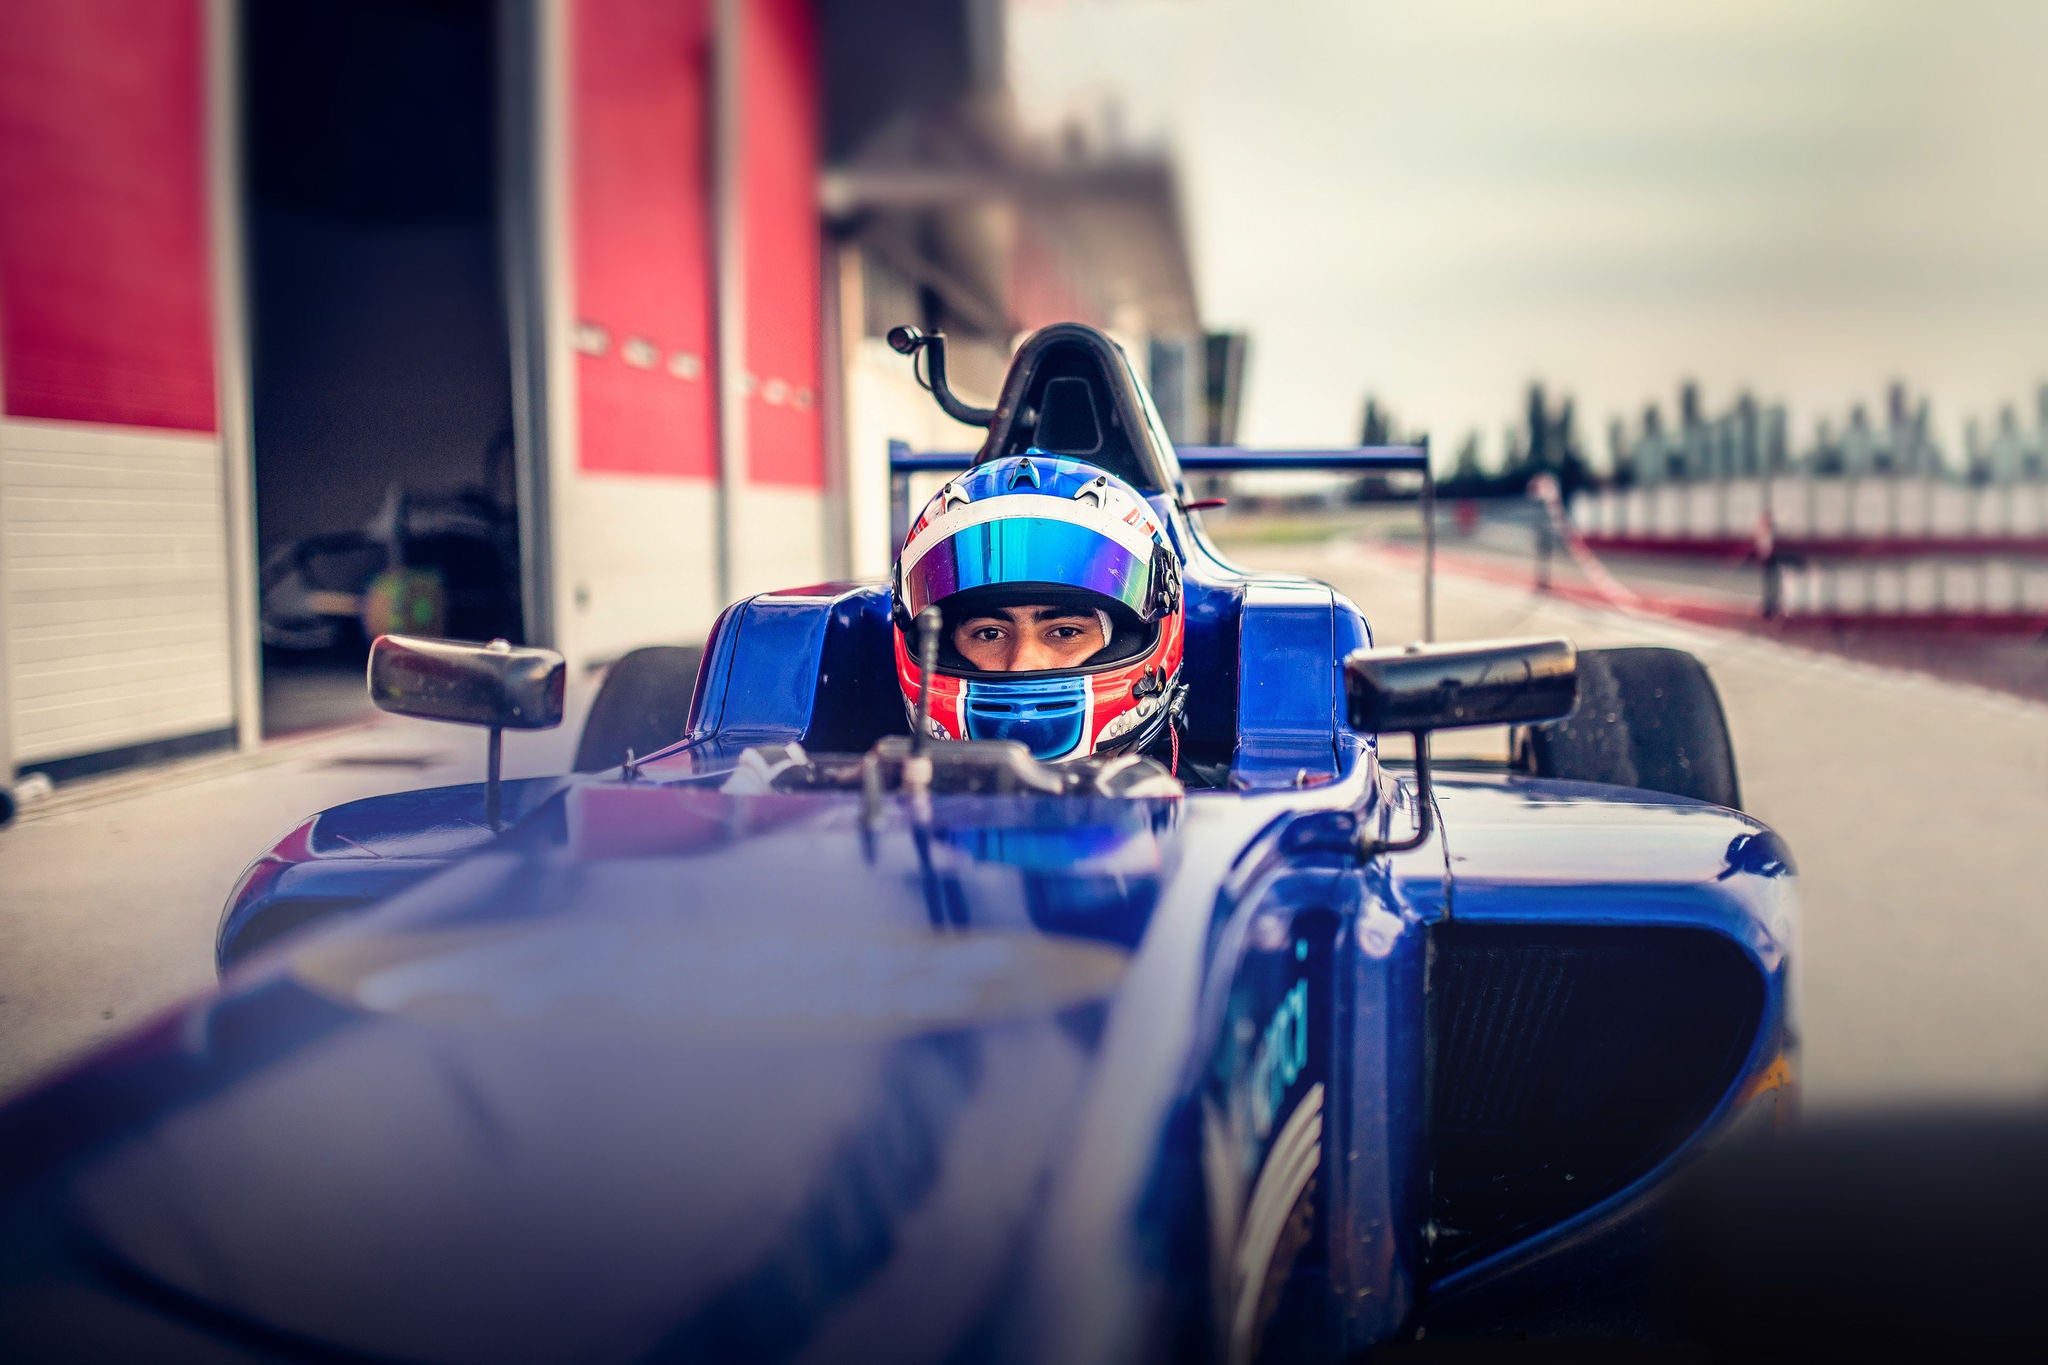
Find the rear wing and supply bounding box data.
[888,441,1437,641]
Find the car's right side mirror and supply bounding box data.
[1345,637,1578,735]
[1345,638,1579,858]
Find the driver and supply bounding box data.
[893,452,1186,770]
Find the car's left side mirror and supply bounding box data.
[1345,636,1578,735]
[368,634,566,828]
[369,634,566,731]
[1345,637,1578,857]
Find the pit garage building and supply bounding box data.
[0,0,1210,788]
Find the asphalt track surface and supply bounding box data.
[2,547,2045,1113]
[0,699,586,1100]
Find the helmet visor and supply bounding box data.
[900,517,1154,622]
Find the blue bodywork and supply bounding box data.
[0,329,1795,1363]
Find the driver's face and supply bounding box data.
[952,604,1105,672]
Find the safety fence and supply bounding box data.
[1539,477,2048,633]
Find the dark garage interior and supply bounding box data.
[243,0,522,736]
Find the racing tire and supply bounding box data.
[573,645,705,772]
[1511,646,1741,809]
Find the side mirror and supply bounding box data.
[368,635,565,830]
[1345,636,1577,735]
[1345,637,1578,858]
[368,634,565,731]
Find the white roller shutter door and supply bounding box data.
[1,418,235,765]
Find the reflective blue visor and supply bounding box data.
[901,516,1154,620]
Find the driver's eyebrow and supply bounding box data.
[1019,606,1093,623]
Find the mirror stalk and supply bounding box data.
[905,607,942,800]
[483,637,510,830]
[1361,733,1435,859]
[485,725,504,830]
[886,326,996,427]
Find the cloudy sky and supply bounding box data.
[1010,0,2048,466]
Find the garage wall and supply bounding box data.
[0,0,234,771]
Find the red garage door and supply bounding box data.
[571,0,717,479]
[0,0,216,432]
[742,0,822,489]
[570,0,819,489]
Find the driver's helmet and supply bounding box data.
[893,452,1184,762]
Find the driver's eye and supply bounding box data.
[1048,626,1082,640]
[970,627,1004,642]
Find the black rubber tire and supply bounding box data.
[1512,646,1741,809]
[573,645,705,772]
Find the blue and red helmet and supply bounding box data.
[893,453,1184,762]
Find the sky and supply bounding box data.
[1009,0,2048,468]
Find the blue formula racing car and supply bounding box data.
[0,324,1795,1363]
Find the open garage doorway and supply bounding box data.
[243,0,524,737]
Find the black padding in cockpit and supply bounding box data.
[974,324,1177,492]
[1034,377,1104,455]
[1001,343,1150,488]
